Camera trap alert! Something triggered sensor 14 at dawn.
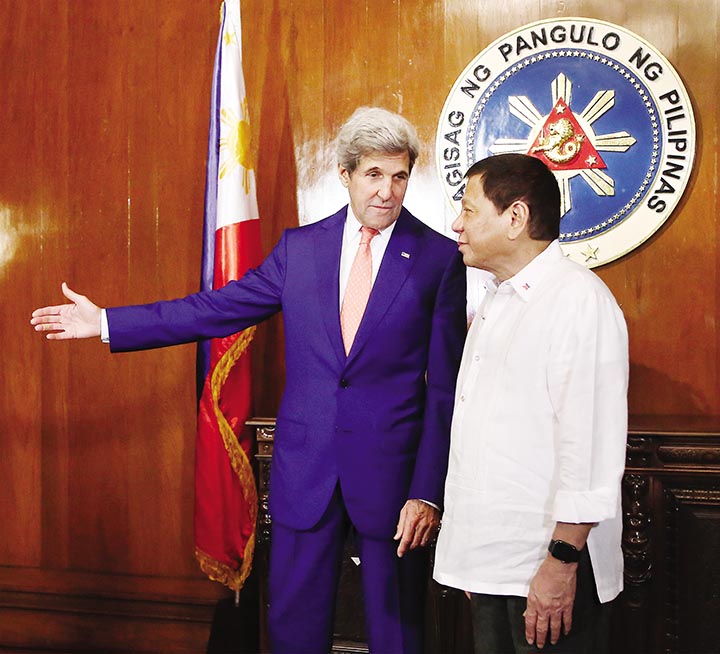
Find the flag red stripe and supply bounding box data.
[213,219,262,289]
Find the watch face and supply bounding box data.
[549,539,581,563]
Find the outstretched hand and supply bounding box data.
[31,282,103,340]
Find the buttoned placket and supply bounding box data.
[452,281,518,480]
[457,281,517,404]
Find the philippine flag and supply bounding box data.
[195,0,262,593]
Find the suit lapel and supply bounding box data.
[347,210,422,361]
[314,208,347,366]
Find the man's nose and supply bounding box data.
[377,179,393,199]
[451,215,462,233]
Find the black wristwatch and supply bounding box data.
[548,539,581,563]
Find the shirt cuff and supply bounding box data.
[417,499,440,511]
[552,487,618,524]
[100,309,110,344]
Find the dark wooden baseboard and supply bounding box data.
[0,567,225,653]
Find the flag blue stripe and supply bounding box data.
[197,2,226,396]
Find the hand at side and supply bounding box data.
[524,556,578,649]
[394,499,440,557]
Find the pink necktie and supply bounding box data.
[341,226,379,354]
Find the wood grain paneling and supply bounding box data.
[1,0,718,651]
[1,1,224,650]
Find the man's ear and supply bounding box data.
[507,200,530,240]
[338,164,350,187]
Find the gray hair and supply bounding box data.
[335,107,420,174]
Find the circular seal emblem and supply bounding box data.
[436,17,696,267]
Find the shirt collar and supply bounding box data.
[488,240,562,301]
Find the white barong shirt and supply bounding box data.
[433,240,629,603]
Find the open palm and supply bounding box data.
[31,282,102,340]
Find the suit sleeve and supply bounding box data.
[408,251,467,508]
[107,231,289,352]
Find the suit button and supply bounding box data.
[339,379,349,388]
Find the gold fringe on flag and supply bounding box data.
[195,326,258,592]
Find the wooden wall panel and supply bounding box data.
[1,0,718,650]
[1,1,225,650]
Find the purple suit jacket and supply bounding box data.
[107,206,467,538]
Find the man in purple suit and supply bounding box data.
[31,106,467,654]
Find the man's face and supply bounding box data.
[339,152,410,230]
[452,174,510,273]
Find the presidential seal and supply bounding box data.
[436,18,695,267]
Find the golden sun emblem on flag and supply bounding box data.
[219,98,254,193]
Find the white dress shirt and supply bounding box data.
[433,240,629,603]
